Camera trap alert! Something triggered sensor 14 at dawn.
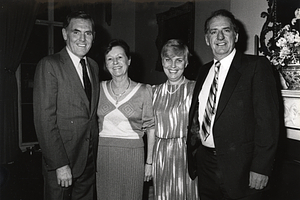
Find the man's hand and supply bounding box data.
[249,171,268,190]
[56,165,72,187]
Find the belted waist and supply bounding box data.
[156,136,186,140]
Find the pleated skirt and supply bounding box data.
[96,137,144,200]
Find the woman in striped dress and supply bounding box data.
[152,39,199,200]
[96,39,155,200]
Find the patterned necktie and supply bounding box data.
[80,59,92,103]
[201,61,220,141]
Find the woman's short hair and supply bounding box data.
[161,39,190,63]
[105,39,131,59]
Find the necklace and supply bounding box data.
[110,78,131,104]
[166,77,185,95]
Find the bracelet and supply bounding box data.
[146,163,152,165]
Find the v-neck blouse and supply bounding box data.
[97,81,155,140]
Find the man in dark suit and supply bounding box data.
[33,11,100,200]
[187,9,280,200]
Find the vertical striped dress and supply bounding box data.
[152,78,199,200]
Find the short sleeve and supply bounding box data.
[142,84,155,130]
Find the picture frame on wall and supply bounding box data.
[155,2,195,71]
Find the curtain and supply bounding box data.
[0,0,39,164]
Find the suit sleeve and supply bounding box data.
[251,56,280,176]
[33,57,69,171]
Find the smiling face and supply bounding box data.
[105,46,131,78]
[205,16,238,60]
[62,18,94,58]
[162,53,187,84]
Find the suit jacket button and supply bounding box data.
[70,121,74,124]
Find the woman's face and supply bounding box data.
[105,46,131,78]
[162,54,187,84]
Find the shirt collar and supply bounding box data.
[66,47,86,66]
[214,48,236,67]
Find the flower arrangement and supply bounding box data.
[268,8,300,69]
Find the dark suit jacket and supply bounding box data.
[187,51,280,198]
[33,48,100,178]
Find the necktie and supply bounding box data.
[201,61,220,141]
[80,59,92,103]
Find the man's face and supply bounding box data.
[205,16,238,60]
[62,18,94,58]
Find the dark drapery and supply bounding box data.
[0,0,39,164]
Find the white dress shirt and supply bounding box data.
[66,47,91,87]
[198,49,236,148]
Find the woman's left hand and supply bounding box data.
[144,164,152,182]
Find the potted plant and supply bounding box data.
[268,8,300,90]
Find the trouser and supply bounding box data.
[43,147,95,200]
[196,145,263,200]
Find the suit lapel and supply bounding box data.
[86,58,99,117]
[215,52,242,120]
[59,48,91,113]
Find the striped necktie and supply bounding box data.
[80,59,92,103]
[201,61,220,141]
